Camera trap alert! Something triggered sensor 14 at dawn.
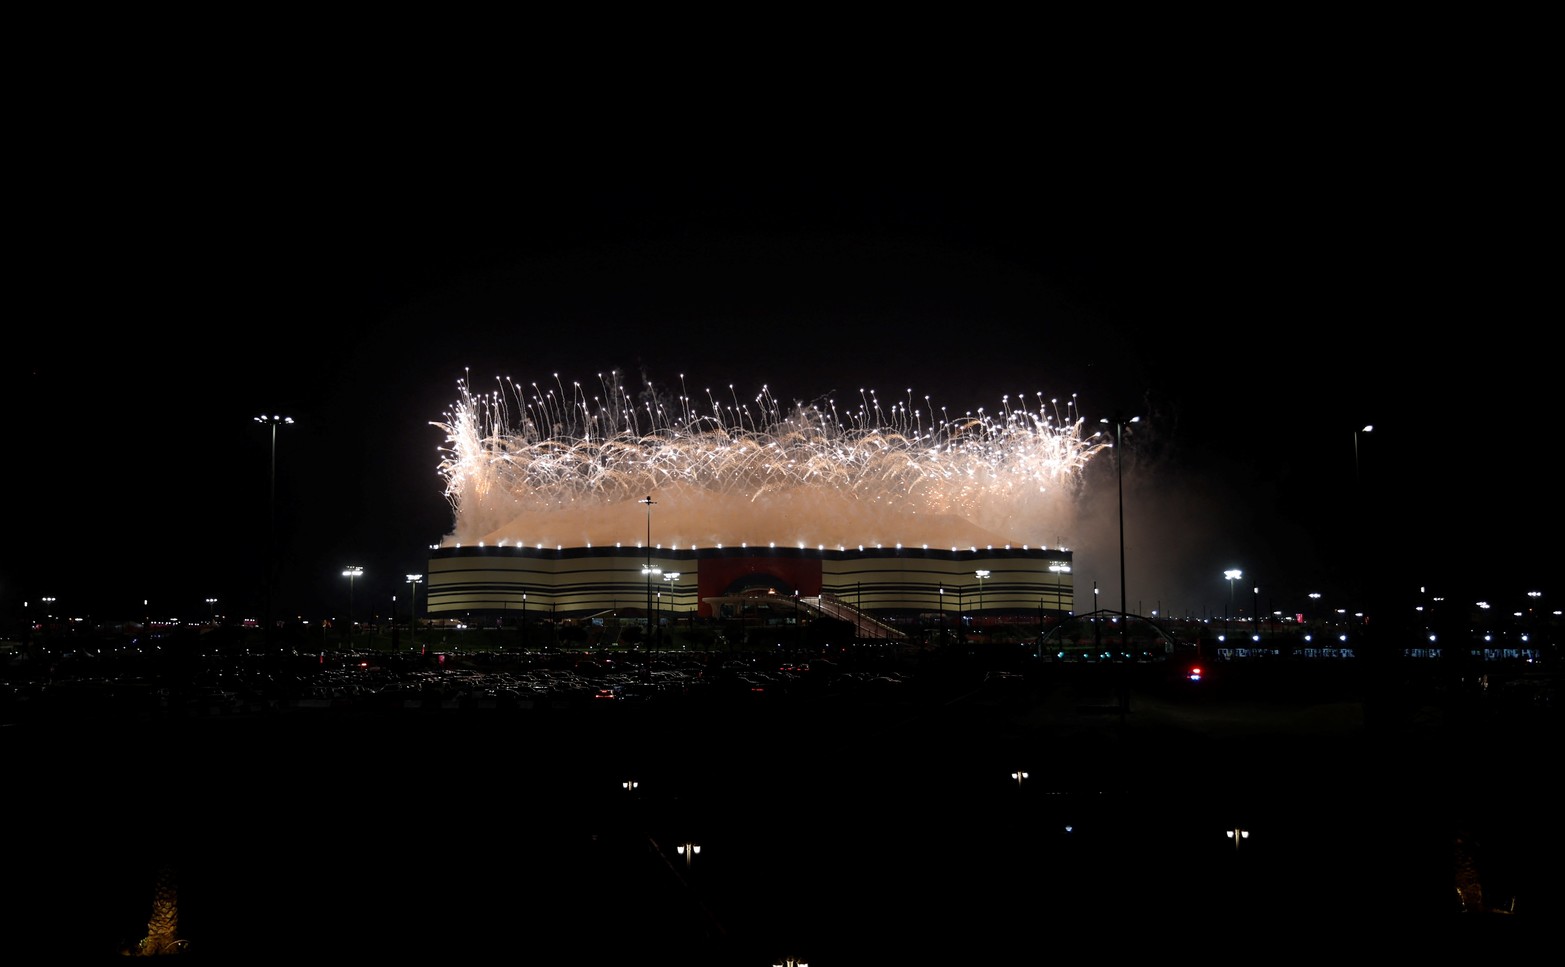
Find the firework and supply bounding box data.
[434,371,1109,551]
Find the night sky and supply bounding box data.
[9,146,1556,629]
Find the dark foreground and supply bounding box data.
[5,655,1560,963]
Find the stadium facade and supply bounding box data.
[426,543,1075,631]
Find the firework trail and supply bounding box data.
[433,371,1110,552]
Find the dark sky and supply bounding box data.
[8,142,1557,630]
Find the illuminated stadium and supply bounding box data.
[424,372,1093,637]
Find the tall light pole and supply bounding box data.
[1352,424,1373,622]
[1100,413,1139,620]
[1224,569,1242,637]
[256,415,293,648]
[343,565,363,648]
[1092,581,1099,651]
[1253,584,1260,639]
[663,571,680,650]
[1353,424,1373,485]
[939,583,945,644]
[1050,560,1069,615]
[406,573,423,650]
[640,495,657,648]
[975,569,990,631]
[206,597,218,623]
[793,587,802,655]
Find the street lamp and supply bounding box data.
[520,592,527,649]
[1353,424,1373,484]
[1011,770,1028,787]
[1227,827,1250,850]
[342,566,364,647]
[662,572,680,649]
[640,495,657,647]
[1050,560,1070,616]
[1253,584,1260,640]
[1350,424,1373,623]
[857,582,863,639]
[1099,412,1140,620]
[255,415,293,649]
[793,588,802,654]
[642,563,662,645]
[1224,569,1242,638]
[677,841,700,869]
[206,598,218,623]
[406,574,423,649]
[975,569,990,625]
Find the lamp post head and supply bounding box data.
[1224,569,1243,582]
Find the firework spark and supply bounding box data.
[434,371,1110,551]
